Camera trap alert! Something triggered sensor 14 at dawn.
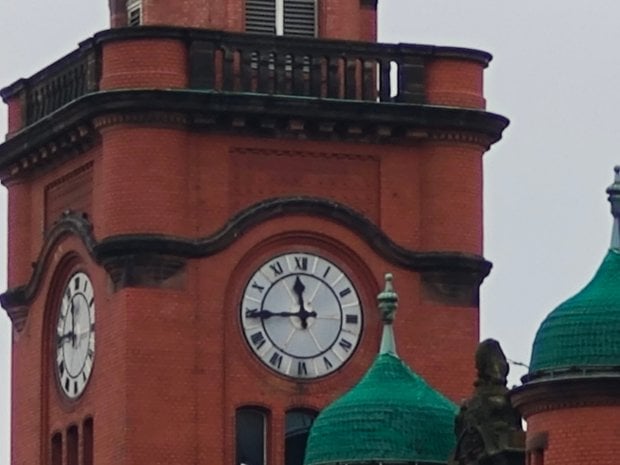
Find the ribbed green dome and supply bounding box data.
[530,249,620,375]
[304,353,457,465]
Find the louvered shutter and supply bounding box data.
[127,0,142,26]
[246,0,277,34]
[283,0,316,37]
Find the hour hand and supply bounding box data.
[293,277,306,304]
[246,309,297,319]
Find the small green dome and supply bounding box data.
[529,250,620,375]
[304,353,457,465]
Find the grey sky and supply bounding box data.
[2,2,620,464]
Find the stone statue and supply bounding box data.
[449,339,525,465]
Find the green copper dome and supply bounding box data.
[528,167,620,377]
[304,274,457,465]
[529,249,620,375]
[304,353,457,465]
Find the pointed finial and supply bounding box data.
[606,166,620,249]
[377,273,399,355]
[378,273,398,323]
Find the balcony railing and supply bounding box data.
[22,44,100,125]
[186,31,428,104]
[1,27,491,128]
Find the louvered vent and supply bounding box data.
[127,0,142,26]
[283,0,316,37]
[246,0,276,34]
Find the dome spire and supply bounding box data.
[606,166,620,250]
[377,273,399,356]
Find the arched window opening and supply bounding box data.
[285,409,317,465]
[83,418,94,465]
[51,432,62,465]
[67,425,78,465]
[236,407,268,465]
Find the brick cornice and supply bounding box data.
[1,197,492,326]
[0,89,509,181]
[511,375,620,418]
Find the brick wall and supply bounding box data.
[100,39,188,90]
[527,406,620,465]
[426,59,487,109]
[5,94,23,136]
[419,142,484,254]
[7,121,485,463]
[111,0,377,41]
[44,163,94,232]
[97,124,190,238]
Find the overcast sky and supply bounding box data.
[2,1,620,464]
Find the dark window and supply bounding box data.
[246,0,316,36]
[236,408,267,465]
[83,418,94,465]
[285,409,317,465]
[67,426,78,465]
[51,433,62,465]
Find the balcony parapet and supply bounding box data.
[1,26,493,131]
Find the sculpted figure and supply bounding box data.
[450,339,524,465]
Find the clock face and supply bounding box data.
[240,252,363,379]
[55,271,95,399]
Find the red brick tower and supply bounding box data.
[0,2,507,465]
[512,168,620,465]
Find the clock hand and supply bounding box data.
[70,300,77,348]
[293,276,306,299]
[246,309,300,319]
[292,277,317,329]
[57,332,75,347]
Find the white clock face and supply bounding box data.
[55,272,95,399]
[241,252,363,379]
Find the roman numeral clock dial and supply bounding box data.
[55,271,96,399]
[241,253,363,379]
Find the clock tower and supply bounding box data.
[0,2,508,465]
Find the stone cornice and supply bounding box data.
[1,197,492,326]
[511,374,620,417]
[93,111,189,130]
[1,212,96,331]
[1,124,97,182]
[0,89,509,181]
